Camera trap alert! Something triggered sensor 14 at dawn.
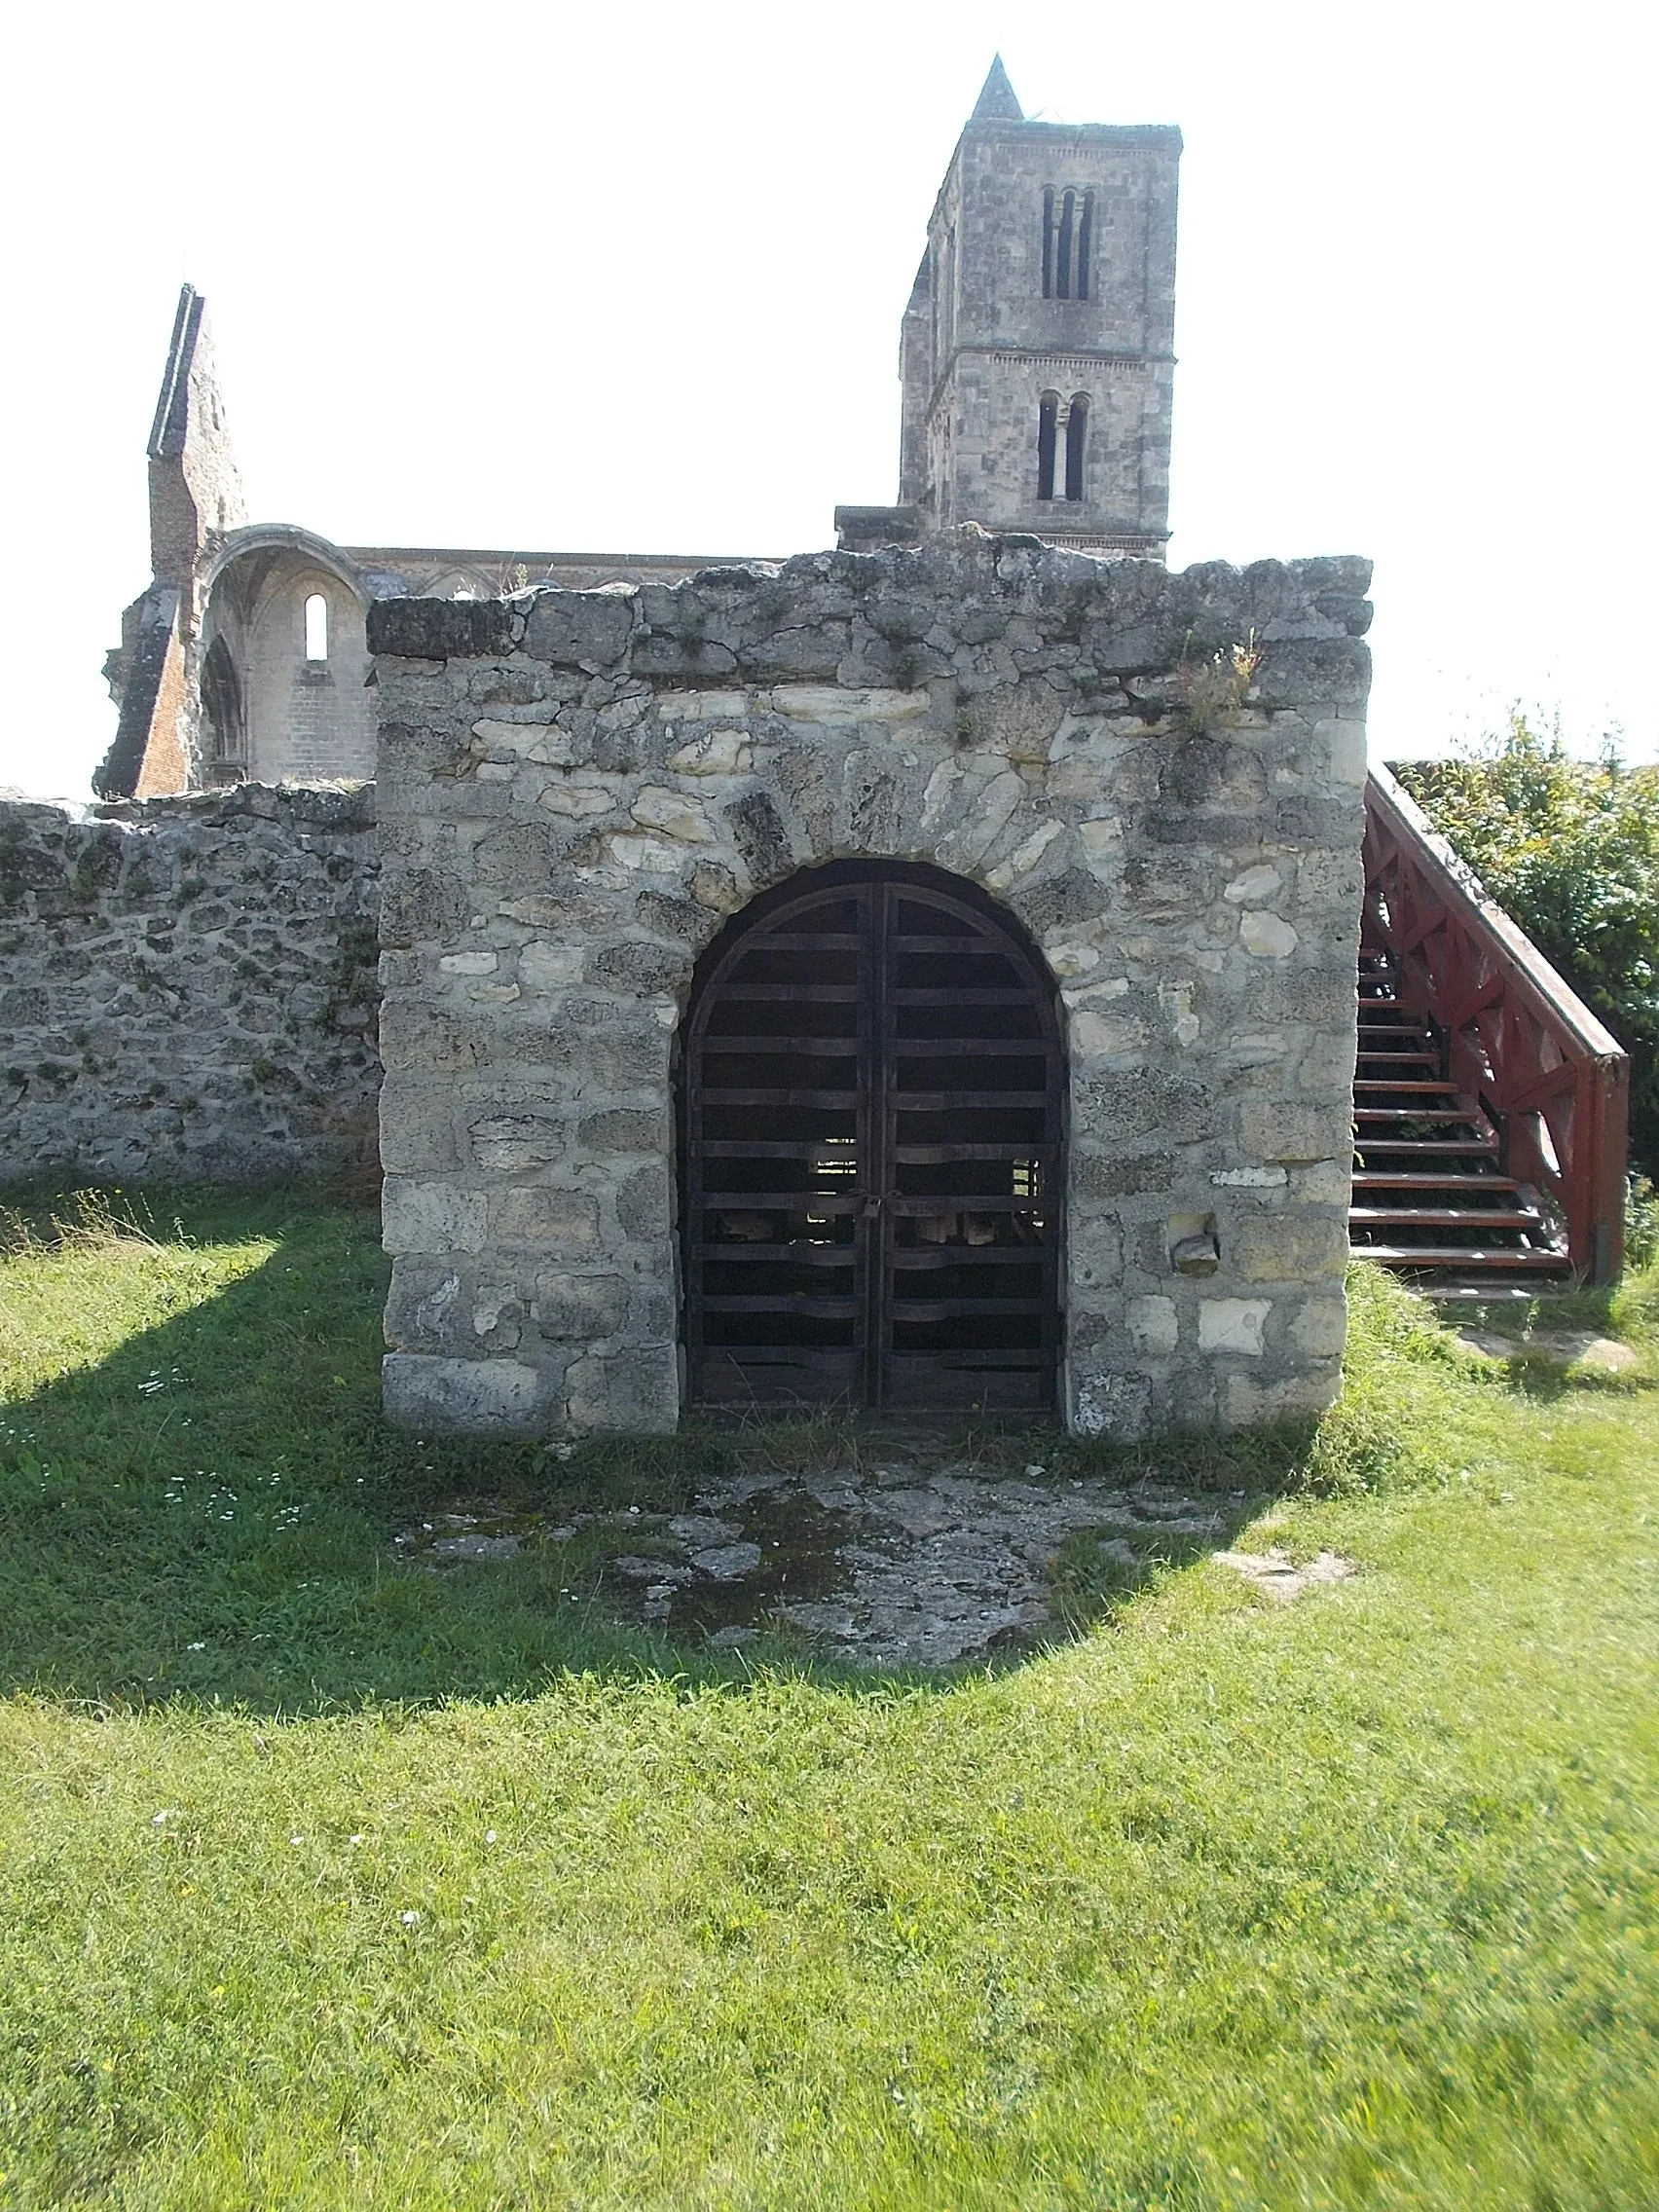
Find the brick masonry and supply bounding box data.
[371,529,1372,1440]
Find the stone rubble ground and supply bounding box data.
[1209,1547,1357,1603]
[396,1462,1359,1668]
[1456,1328,1640,1375]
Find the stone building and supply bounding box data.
[98,60,1181,801]
[61,60,1379,1440]
[372,540,1369,1441]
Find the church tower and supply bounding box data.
[845,59,1181,557]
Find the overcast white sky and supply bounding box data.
[2,0,1653,798]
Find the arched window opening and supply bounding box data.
[1042,185,1095,301]
[303,592,329,664]
[1065,393,1089,502]
[1056,190,1076,300]
[1036,392,1059,501]
[202,636,244,774]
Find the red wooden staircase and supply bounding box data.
[1353,769,1630,1287]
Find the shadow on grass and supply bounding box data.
[0,1185,1332,1714]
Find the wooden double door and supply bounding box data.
[681,863,1063,1413]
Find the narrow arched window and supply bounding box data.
[1041,187,1054,297]
[1037,392,1059,501]
[1065,393,1089,501]
[1056,190,1076,300]
[303,592,329,663]
[1076,192,1094,300]
[202,636,244,767]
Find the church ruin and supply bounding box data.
[10,60,1411,1437]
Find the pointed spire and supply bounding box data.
[971,55,1023,124]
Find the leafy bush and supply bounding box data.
[1395,713,1659,1172]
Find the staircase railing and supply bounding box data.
[1361,764,1630,1282]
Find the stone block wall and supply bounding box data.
[0,785,380,1183]
[371,529,1372,1440]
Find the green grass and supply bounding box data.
[1,1189,1657,2209]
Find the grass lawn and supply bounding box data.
[1,1187,1656,2210]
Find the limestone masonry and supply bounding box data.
[372,533,1371,1440]
[0,786,379,1181]
[27,55,1384,1440]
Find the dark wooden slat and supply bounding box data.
[717,982,863,1002]
[701,1036,861,1056]
[699,1192,864,1211]
[888,1195,1051,1214]
[739,932,862,951]
[890,1297,1048,1317]
[890,987,1033,1005]
[698,1243,856,1265]
[698,1140,858,1160]
[893,1089,1051,1110]
[701,1294,860,1316]
[886,1349,1048,1371]
[701,1088,861,1107]
[891,1038,1051,1057]
[890,933,1011,951]
[890,1246,1050,1268]
[894,1142,1059,1162]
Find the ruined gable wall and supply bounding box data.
[371,531,1371,1441]
[0,788,380,1183]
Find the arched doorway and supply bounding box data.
[680,862,1064,1414]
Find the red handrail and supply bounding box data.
[1362,765,1630,1282]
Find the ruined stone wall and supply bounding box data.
[0,786,380,1183]
[372,530,1371,1441]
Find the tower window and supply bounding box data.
[303,592,329,663]
[1041,186,1095,301]
[1037,392,1059,501]
[1065,393,1089,501]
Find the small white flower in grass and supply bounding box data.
[186,1641,206,1652]
[349,1834,364,1846]
[485,1830,498,1845]
[290,1834,305,1846]
[400,1909,421,1927]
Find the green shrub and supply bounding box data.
[1395,713,1659,1173]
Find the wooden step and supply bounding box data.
[1353,1138,1499,1155]
[1348,1206,1542,1231]
[1354,1106,1481,1124]
[1354,1244,1570,1271]
[1353,1171,1522,1193]
[1353,1081,1460,1097]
